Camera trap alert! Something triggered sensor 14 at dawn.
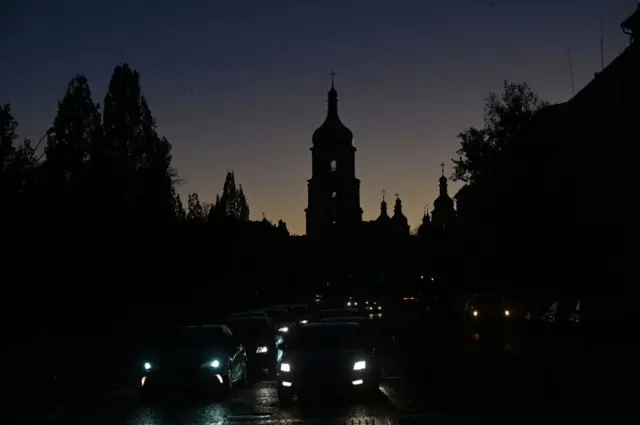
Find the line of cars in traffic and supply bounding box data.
[138,302,388,403]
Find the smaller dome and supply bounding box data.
[439,175,447,185]
[434,194,454,210]
[312,88,353,146]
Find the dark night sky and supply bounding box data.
[1,1,634,234]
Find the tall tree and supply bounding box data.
[453,81,548,184]
[187,192,204,223]
[212,171,250,221]
[44,75,102,220]
[101,63,144,218]
[0,104,37,223]
[451,81,548,290]
[100,63,178,225]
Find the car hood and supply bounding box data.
[148,347,228,366]
[284,349,366,369]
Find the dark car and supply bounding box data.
[226,317,278,375]
[140,325,248,397]
[309,308,362,322]
[276,322,381,403]
[258,307,296,334]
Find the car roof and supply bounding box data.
[321,308,358,312]
[227,311,267,317]
[227,316,272,323]
[180,324,228,331]
[270,304,307,309]
[303,322,361,329]
[320,316,367,322]
[178,325,233,336]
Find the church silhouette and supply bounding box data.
[304,73,457,290]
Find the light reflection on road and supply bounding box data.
[48,380,403,425]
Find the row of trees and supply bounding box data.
[1,64,293,236]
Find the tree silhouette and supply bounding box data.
[211,171,250,221]
[451,81,548,292]
[187,192,204,223]
[453,81,548,184]
[1,104,37,222]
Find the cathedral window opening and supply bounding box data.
[332,191,337,198]
[330,160,337,172]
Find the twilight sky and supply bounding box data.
[1,0,634,234]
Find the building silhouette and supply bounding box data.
[305,73,458,288]
[431,162,457,233]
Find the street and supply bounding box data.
[12,316,633,425]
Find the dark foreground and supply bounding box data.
[9,317,633,425]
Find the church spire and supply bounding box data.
[439,161,448,196]
[327,69,338,118]
[379,189,388,217]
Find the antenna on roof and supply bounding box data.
[566,44,575,96]
[600,11,605,71]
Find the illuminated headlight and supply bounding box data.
[143,362,152,371]
[504,310,510,317]
[256,346,268,353]
[278,326,289,333]
[280,362,291,372]
[353,360,366,371]
[300,320,308,324]
[347,302,352,306]
[472,310,478,317]
[354,302,358,306]
[378,306,382,310]
[200,359,221,369]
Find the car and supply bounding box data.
[309,308,362,322]
[226,317,278,376]
[258,307,296,334]
[276,322,381,403]
[465,294,523,323]
[269,304,311,324]
[319,316,392,350]
[140,325,248,397]
[226,311,269,320]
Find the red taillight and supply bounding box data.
[403,297,415,301]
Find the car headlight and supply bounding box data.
[299,319,308,324]
[347,302,352,306]
[280,362,291,372]
[278,326,289,333]
[353,360,366,371]
[200,359,221,369]
[143,362,152,371]
[378,306,382,310]
[472,310,478,317]
[256,346,268,353]
[504,310,510,317]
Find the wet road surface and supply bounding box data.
[16,322,633,425]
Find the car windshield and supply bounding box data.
[154,327,228,349]
[261,309,292,322]
[289,325,366,349]
[227,319,273,336]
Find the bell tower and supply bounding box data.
[305,72,362,240]
[305,72,363,289]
